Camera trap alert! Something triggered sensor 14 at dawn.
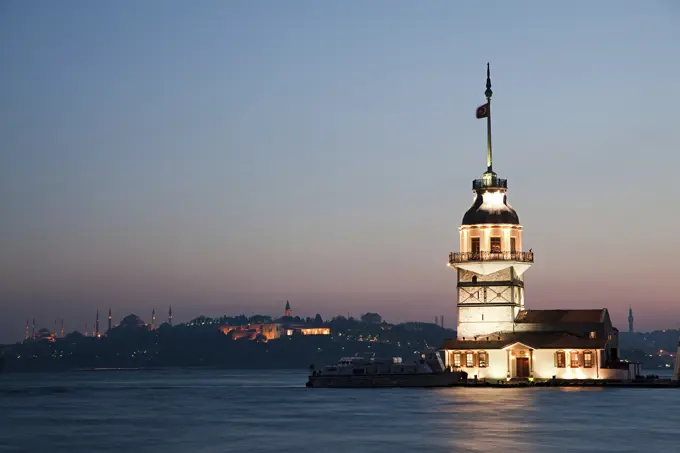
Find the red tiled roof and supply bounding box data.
[441,331,607,350]
[514,309,607,324]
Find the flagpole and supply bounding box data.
[485,63,493,173]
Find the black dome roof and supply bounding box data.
[462,191,520,225]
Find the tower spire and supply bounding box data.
[485,63,493,173]
[108,307,112,332]
[168,305,173,326]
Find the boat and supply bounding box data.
[306,351,466,388]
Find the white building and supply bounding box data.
[441,66,638,382]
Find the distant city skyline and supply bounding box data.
[2,1,680,343]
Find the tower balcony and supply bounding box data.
[473,175,507,190]
[449,251,534,264]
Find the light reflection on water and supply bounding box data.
[1,369,678,453]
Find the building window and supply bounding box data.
[589,331,596,339]
[584,351,593,368]
[466,351,475,367]
[471,238,480,253]
[490,237,501,253]
[570,351,580,368]
[608,334,612,341]
[453,352,461,368]
[510,237,517,253]
[556,351,566,368]
[478,351,488,368]
[471,276,477,283]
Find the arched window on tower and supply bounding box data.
[472,276,477,283]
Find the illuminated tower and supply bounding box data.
[60,318,64,338]
[628,306,634,333]
[31,318,36,340]
[448,64,534,340]
[95,309,100,337]
[284,300,292,317]
[25,319,29,340]
[168,305,173,326]
[108,308,112,332]
[151,308,156,330]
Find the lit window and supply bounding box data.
[466,352,475,367]
[478,351,488,368]
[608,334,612,341]
[490,237,501,253]
[471,238,480,254]
[556,351,566,368]
[570,351,580,368]
[584,351,593,368]
[589,331,596,339]
[453,352,461,367]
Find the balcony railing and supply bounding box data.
[473,176,507,190]
[449,251,534,263]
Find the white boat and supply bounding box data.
[306,351,466,388]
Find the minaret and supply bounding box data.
[95,309,100,337]
[60,318,64,338]
[31,317,36,340]
[168,305,173,326]
[672,339,680,382]
[25,319,29,340]
[108,308,112,332]
[448,64,534,340]
[151,308,156,330]
[628,306,634,333]
[85,323,88,336]
[284,300,292,317]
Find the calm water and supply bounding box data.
[1,369,679,453]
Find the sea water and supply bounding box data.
[1,369,678,453]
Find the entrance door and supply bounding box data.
[516,358,530,378]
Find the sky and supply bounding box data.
[1,1,680,343]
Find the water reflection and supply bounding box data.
[437,388,539,453]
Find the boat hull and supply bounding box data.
[306,372,465,388]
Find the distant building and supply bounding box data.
[118,314,147,329]
[361,313,382,324]
[297,327,330,336]
[284,300,292,317]
[220,323,281,341]
[35,328,55,343]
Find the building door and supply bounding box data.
[516,358,530,378]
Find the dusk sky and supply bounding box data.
[2,1,679,342]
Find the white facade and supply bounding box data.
[443,345,636,381]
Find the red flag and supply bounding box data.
[476,103,489,119]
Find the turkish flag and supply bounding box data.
[476,103,489,119]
